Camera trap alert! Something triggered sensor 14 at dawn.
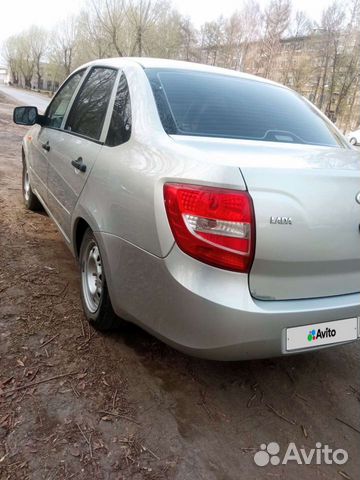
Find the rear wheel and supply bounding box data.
[349,137,357,145]
[22,160,41,211]
[79,228,118,331]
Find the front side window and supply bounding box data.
[65,67,117,141]
[145,68,344,148]
[106,73,132,147]
[46,70,85,129]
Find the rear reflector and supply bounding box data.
[164,183,255,272]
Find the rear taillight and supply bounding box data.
[163,183,255,272]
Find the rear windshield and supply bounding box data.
[145,68,343,147]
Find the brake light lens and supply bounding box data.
[164,183,255,272]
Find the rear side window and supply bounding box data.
[145,69,343,147]
[65,67,117,141]
[106,73,132,147]
[46,70,84,129]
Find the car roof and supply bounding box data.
[79,57,282,88]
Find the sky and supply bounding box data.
[0,0,336,52]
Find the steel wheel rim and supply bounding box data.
[24,167,30,201]
[82,240,103,313]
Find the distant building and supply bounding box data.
[241,30,360,132]
[0,65,9,84]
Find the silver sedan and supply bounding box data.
[14,58,360,360]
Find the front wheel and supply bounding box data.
[22,160,41,210]
[79,228,118,331]
[349,137,357,145]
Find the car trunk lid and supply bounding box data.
[243,162,360,300]
[170,136,360,300]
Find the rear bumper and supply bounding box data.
[97,232,360,360]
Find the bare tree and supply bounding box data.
[77,10,111,60]
[332,0,360,122]
[88,0,126,56]
[237,0,263,71]
[126,0,169,56]
[221,12,243,69]
[200,17,225,65]
[146,9,189,59]
[261,0,292,77]
[279,11,312,87]
[52,16,79,77]
[178,16,198,61]
[315,1,345,110]
[289,10,312,37]
[2,35,21,84]
[17,32,36,88]
[29,26,48,89]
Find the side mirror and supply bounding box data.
[13,106,39,126]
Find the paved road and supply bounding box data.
[0,85,50,112]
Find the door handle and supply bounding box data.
[41,141,50,152]
[71,157,87,172]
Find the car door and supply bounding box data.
[31,70,86,204]
[46,67,118,241]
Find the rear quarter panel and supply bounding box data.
[76,135,247,257]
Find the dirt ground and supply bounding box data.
[0,92,359,480]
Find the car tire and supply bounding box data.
[350,137,357,145]
[22,159,42,211]
[79,228,118,331]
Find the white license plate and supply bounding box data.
[286,318,358,351]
